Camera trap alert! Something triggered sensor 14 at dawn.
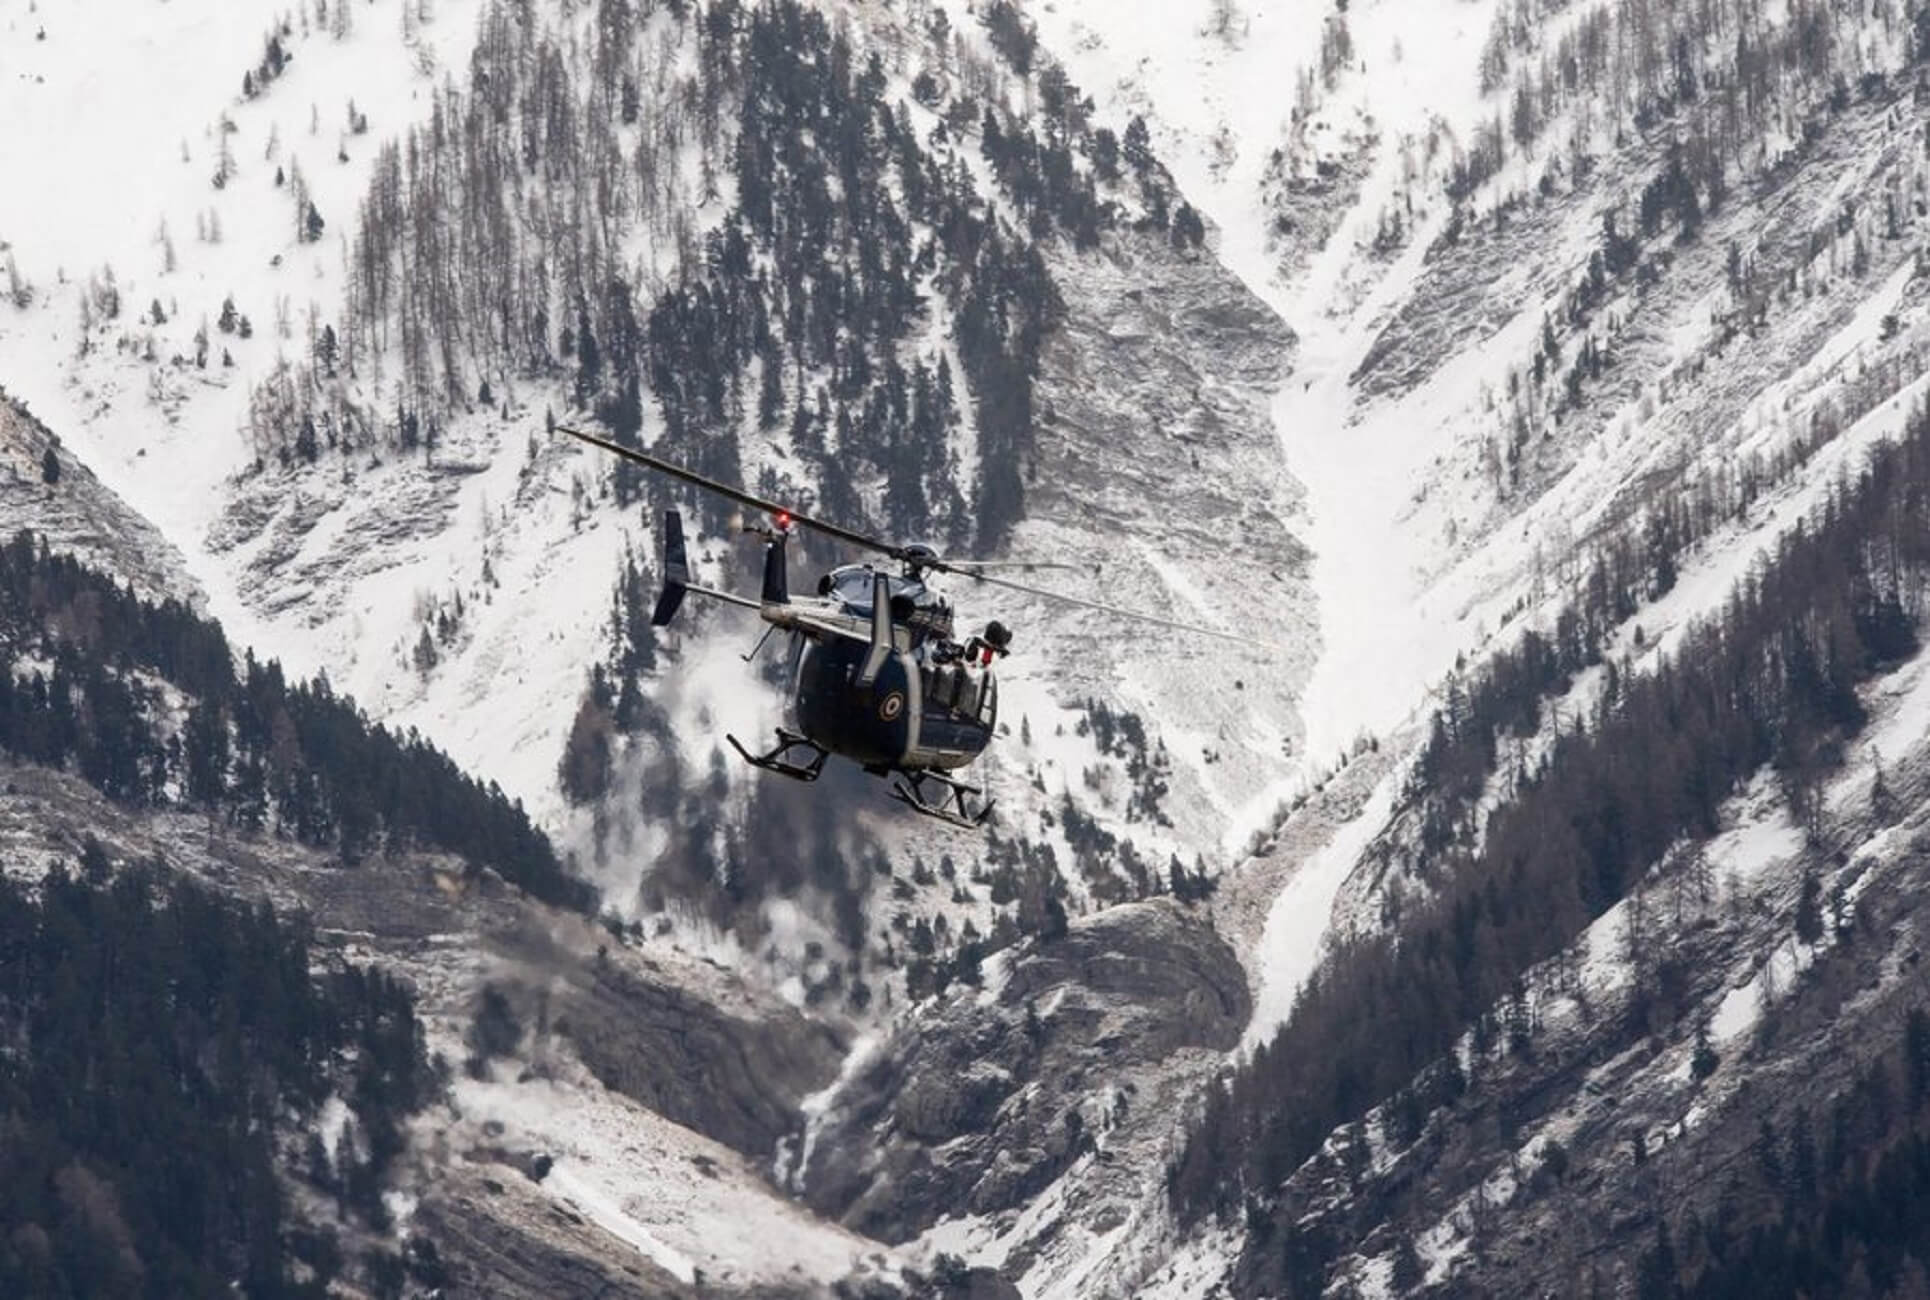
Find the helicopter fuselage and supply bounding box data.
[797,564,995,770]
[646,505,1000,799]
[792,631,996,774]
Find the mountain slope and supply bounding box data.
[11,0,1930,1296]
[0,443,896,1295]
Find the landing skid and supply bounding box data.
[726,727,829,782]
[888,768,995,829]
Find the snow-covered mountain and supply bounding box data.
[7,0,1930,1294]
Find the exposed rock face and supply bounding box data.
[1016,230,1312,830]
[555,946,848,1159]
[801,899,1249,1243]
[934,1268,1024,1300]
[417,1163,695,1300]
[304,859,848,1159]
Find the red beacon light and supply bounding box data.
[775,510,792,530]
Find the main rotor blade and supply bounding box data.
[962,570,1276,650]
[558,426,910,562]
[934,558,1084,574]
[565,428,1270,649]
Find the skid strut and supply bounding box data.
[889,768,995,829]
[726,727,830,782]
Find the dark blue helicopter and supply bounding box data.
[561,427,1264,827]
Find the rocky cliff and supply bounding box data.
[803,899,1248,1249]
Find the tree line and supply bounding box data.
[1410,304,1926,868]
[0,861,434,1298]
[1646,1007,1930,1299]
[1171,394,1930,1295]
[0,530,591,910]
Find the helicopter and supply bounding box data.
[560,426,1266,828]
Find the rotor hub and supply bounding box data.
[900,542,941,576]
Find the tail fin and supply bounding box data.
[651,508,691,627]
[760,531,789,606]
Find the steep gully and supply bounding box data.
[1145,92,1483,1047]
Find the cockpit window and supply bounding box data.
[827,567,878,609]
[826,569,948,611]
[825,566,956,642]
